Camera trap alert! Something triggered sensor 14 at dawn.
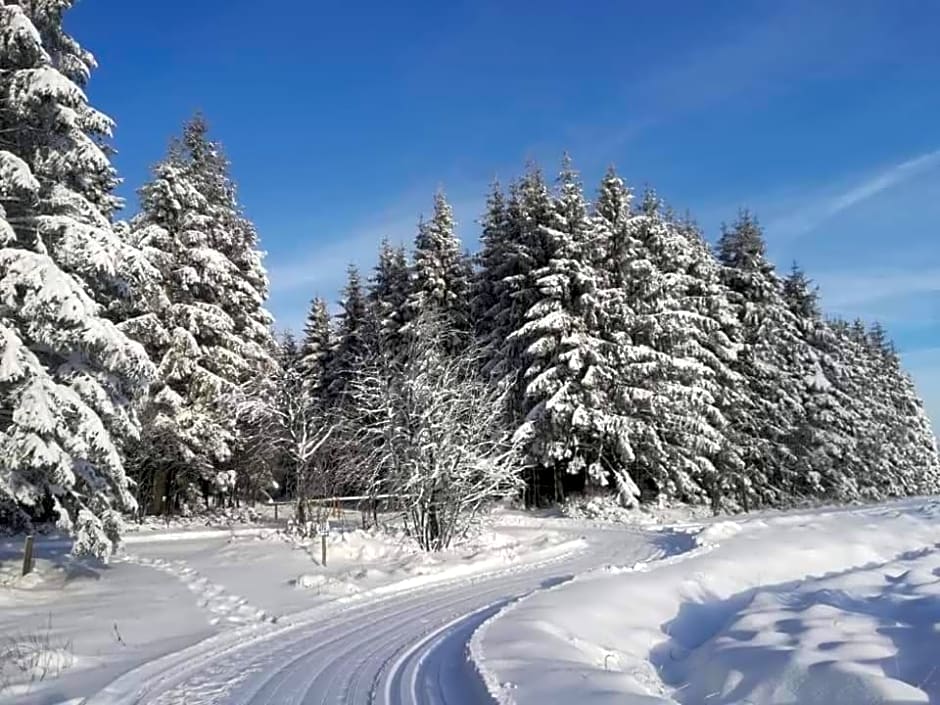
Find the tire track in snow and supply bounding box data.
[86,526,696,705]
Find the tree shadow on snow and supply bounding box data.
[0,537,107,585]
[650,545,940,705]
[648,527,700,561]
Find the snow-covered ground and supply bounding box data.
[4,499,940,705]
[0,513,583,704]
[474,498,940,705]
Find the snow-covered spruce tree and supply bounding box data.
[0,1,156,556]
[368,238,410,360]
[598,186,736,506]
[874,341,940,496]
[326,264,369,401]
[781,265,864,501]
[508,157,636,504]
[716,212,806,508]
[663,213,746,509]
[299,296,332,398]
[404,191,472,350]
[676,217,747,513]
[472,181,510,349]
[835,318,909,499]
[127,115,276,514]
[589,168,652,504]
[347,312,523,550]
[835,321,940,498]
[480,167,559,503]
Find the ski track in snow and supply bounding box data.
[120,555,277,627]
[83,525,696,705]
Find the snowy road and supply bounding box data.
[85,525,694,705]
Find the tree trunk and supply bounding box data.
[427,491,441,550]
[150,468,168,516]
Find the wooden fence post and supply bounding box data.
[22,534,35,576]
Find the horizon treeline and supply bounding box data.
[293,163,939,513]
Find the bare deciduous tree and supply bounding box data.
[347,316,523,551]
[237,349,334,526]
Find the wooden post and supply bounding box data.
[274,502,278,521]
[320,534,327,567]
[22,534,35,576]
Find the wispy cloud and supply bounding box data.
[826,150,940,213]
[572,1,891,164]
[629,3,839,114]
[267,212,418,296]
[815,267,940,312]
[766,148,940,239]
[265,192,485,332]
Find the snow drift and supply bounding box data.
[473,499,940,705]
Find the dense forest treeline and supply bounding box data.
[1,2,937,555]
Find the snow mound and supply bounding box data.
[695,520,744,546]
[291,573,361,595]
[563,494,711,526]
[290,525,585,597]
[474,499,940,705]
[656,547,940,704]
[122,506,268,533]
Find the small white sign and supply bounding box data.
[317,522,330,537]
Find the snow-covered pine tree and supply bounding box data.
[299,296,332,399]
[127,115,276,514]
[840,318,904,498]
[0,1,156,556]
[174,116,276,381]
[509,157,625,503]
[476,178,542,388]
[781,265,862,501]
[878,348,940,496]
[279,330,301,372]
[669,215,747,510]
[841,322,940,497]
[487,167,558,503]
[472,181,509,348]
[368,239,410,359]
[589,168,650,505]
[326,265,369,401]
[717,211,805,507]
[601,189,733,505]
[404,191,472,349]
[497,171,554,382]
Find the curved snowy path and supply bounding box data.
[86,526,696,705]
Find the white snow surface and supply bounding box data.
[3,500,940,705]
[474,498,940,705]
[0,511,595,704]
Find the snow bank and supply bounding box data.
[121,506,273,533]
[473,499,940,705]
[289,525,585,599]
[563,493,712,526]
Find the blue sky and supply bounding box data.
[69,0,939,430]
